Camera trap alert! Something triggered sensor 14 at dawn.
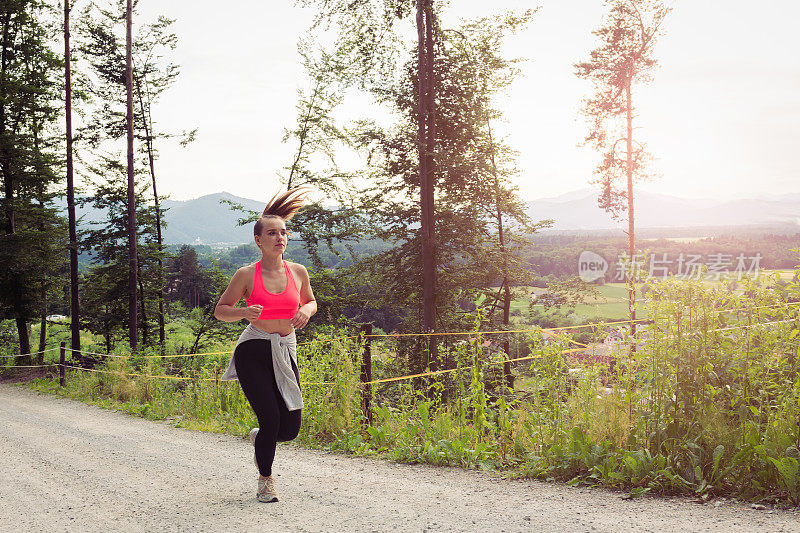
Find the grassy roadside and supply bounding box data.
[4,274,800,507]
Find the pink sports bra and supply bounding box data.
[246,261,301,320]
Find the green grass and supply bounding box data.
[2,316,236,364]
[481,283,642,322]
[508,270,797,323]
[14,280,800,506]
[529,283,648,320]
[6,272,800,506]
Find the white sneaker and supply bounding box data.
[249,428,259,469]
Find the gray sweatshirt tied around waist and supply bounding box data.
[220,325,303,411]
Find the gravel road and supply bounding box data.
[0,383,797,532]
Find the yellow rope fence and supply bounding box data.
[3,303,798,387]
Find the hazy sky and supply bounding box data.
[132,0,800,202]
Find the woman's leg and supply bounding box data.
[276,358,302,442]
[234,339,281,477]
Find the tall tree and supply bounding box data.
[124,0,136,349]
[64,0,79,352]
[133,16,194,351]
[79,154,160,353]
[77,2,191,350]
[416,0,437,367]
[301,1,543,372]
[31,98,66,362]
[447,10,547,385]
[298,0,440,367]
[351,10,542,376]
[0,0,64,360]
[575,0,669,339]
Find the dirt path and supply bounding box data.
[0,384,797,532]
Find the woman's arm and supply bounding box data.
[290,264,317,330]
[214,267,263,322]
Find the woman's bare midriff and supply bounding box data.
[248,318,294,336]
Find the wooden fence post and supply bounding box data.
[503,337,514,389]
[59,342,66,387]
[504,360,514,389]
[360,323,373,426]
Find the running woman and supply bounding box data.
[214,187,317,502]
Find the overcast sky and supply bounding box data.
[131,0,800,203]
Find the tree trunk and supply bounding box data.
[101,304,111,357]
[190,322,206,354]
[38,278,47,364]
[64,0,80,352]
[625,80,636,343]
[138,267,149,347]
[424,3,437,370]
[64,0,81,350]
[16,317,30,363]
[416,0,437,370]
[125,0,138,350]
[104,321,111,354]
[488,122,514,389]
[135,77,165,351]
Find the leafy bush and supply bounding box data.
[16,270,800,505]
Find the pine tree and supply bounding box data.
[124,0,136,349]
[165,245,212,309]
[0,0,65,361]
[64,0,80,353]
[79,155,160,353]
[353,10,542,374]
[575,0,670,339]
[76,1,192,350]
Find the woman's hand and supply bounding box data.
[290,308,311,330]
[243,304,263,321]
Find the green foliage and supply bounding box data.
[0,0,66,356]
[165,245,218,309]
[296,333,361,442]
[349,10,545,374]
[574,0,670,217]
[13,268,800,506]
[770,450,800,505]
[78,158,164,350]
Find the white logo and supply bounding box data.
[578,251,608,282]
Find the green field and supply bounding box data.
[571,283,647,319]
[524,282,647,321]
[515,269,796,323]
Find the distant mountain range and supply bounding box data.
[59,189,800,246]
[527,188,800,232]
[59,192,263,246]
[160,193,264,245]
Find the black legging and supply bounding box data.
[234,338,302,477]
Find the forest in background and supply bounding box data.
[3,0,798,362]
[1,0,558,373]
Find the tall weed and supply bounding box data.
[16,272,800,505]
